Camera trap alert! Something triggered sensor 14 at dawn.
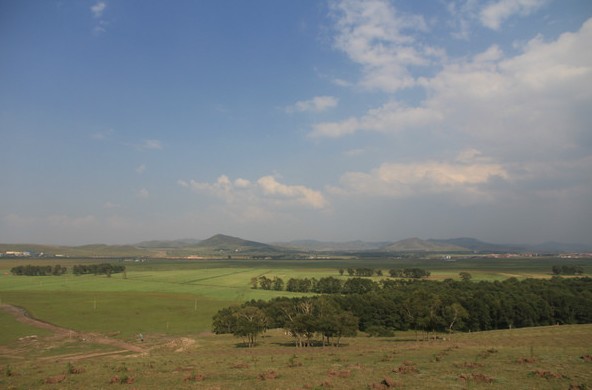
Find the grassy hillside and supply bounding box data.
[1,321,590,389]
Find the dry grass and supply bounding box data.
[0,325,591,389]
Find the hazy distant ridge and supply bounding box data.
[380,238,468,252]
[2,235,591,257]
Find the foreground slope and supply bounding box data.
[1,318,590,389]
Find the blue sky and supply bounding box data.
[1,0,591,245]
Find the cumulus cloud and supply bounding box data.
[428,20,592,157]
[257,176,327,209]
[310,101,442,138]
[446,0,549,38]
[179,174,327,210]
[91,1,107,18]
[313,17,592,159]
[480,0,549,30]
[330,150,509,200]
[285,96,338,113]
[329,0,440,92]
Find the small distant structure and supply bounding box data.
[4,251,31,257]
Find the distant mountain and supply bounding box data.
[136,239,202,248]
[195,234,282,253]
[430,237,524,253]
[381,238,469,252]
[275,240,390,252]
[3,235,590,258]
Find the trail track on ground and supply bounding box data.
[0,303,147,361]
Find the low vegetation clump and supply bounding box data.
[44,374,66,384]
[393,361,419,374]
[458,372,494,384]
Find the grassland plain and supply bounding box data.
[1,257,592,335]
[1,256,592,388]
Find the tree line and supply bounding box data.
[72,263,125,276]
[552,265,584,275]
[213,276,592,346]
[10,264,67,276]
[337,267,430,278]
[10,263,125,276]
[252,268,431,293]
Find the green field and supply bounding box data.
[1,257,591,336]
[1,256,591,388]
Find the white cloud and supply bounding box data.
[90,128,113,140]
[480,0,549,30]
[137,188,150,199]
[136,164,146,174]
[446,0,549,38]
[257,176,327,209]
[285,96,338,113]
[90,1,109,35]
[313,17,592,162]
[330,150,509,200]
[446,0,480,40]
[329,0,439,92]
[426,20,592,157]
[138,139,162,150]
[180,174,327,210]
[91,1,107,18]
[310,101,442,138]
[93,21,108,35]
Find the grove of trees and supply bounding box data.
[214,276,592,346]
[10,263,126,277]
[72,263,125,276]
[251,268,432,294]
[10,264,67,276]
[213,296,358,347]
[552,265,584,275]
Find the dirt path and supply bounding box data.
[0,303,147,359]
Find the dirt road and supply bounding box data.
[0,303,147,360]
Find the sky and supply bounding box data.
[1,0,591,246]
